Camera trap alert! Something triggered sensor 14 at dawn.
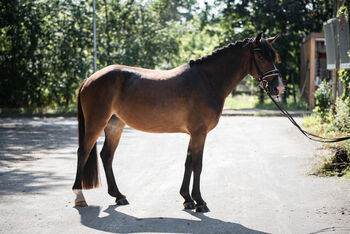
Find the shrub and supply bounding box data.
[338,69,350,105]
[333,98,350,134]
[314,80,332,119]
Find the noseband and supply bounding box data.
[248,41,280,91]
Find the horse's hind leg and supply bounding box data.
[72,117,109,206]
[100,115,128,205]
[72,126,106,206]
[180,130,209,212]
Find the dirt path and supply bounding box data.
[0,117,349,233]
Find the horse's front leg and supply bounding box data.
[180,131,209,212]
[180,143,195,210]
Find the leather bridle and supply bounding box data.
[248,41,280,90]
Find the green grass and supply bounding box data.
[303,114,350,178]
[224,94,308,110]
[0,105,77,116]
[224,94,258,109]
[344,171,350,179]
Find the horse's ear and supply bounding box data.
[254,32,263,45]
[267,34,279,44]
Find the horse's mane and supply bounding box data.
[189,37,279,65]
[189,38,250,65]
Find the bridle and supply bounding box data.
[248,40,280,90]
[248,40,350,143]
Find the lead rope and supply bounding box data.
[248,40,350,143]
[263,86,350,143]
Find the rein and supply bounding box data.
[248,41,350,143]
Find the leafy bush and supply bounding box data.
[333,98,350,163]
[333,98,350,134]
[314,80,332,119]
[339,69,350,105]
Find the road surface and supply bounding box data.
[0,117,349,233]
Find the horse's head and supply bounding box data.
[248,33,284,98]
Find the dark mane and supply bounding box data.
[189,37,279,65]
[189,38,250,65]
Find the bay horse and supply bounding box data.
[72,33,284,212]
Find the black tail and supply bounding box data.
[77,82,100,190]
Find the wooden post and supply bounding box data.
[291,73,296,103]
[309,36,316,109]
[331,0,340,112]
[332,69,338,112]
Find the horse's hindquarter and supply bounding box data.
[112,65,221,134]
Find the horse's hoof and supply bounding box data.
[75,200,88,207]
[195,204,210,213]
[116,197,129,205]
[183,201,195,209]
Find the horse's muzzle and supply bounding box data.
[267,76,284,97]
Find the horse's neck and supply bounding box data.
[203,48,249,100]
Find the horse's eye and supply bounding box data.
[258,54,263,60]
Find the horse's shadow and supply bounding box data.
[75,205,267,233]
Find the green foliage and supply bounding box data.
[151,0,198,22]
[0,0,340,110]
[165,16,221,68]
[303,98,350,178]
[339,69,350,104]
[338,0,349,20]
[224,94,308,110]
[0,0,92,108]
[314,81,332,119]
[217,0,333,104]
[0,0,194,108]
[224,94,258,109]
[98,0,181,69]
[333,98,350,135]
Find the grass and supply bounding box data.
[224,93,308,110]
[2,94,307,116]
[224,94,257,109]
[0,105,76,117]
[303,114,350,178]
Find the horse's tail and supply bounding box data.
[77,81,100,190]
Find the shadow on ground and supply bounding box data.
[0,118,78,165]
[0,168,71,195]
[0,118,134,166]
[0,117,133,196]
[75,205,267,233]
[310,227,350,234]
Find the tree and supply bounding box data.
[0,0,184,108]
[217,0,333,104]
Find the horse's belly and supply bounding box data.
[115,104,189,133]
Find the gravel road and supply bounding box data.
[0,116,349,234]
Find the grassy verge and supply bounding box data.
[224,93,308,110]
[303,114,350,178]
[0,105,77,117]
[2,94,307,116]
